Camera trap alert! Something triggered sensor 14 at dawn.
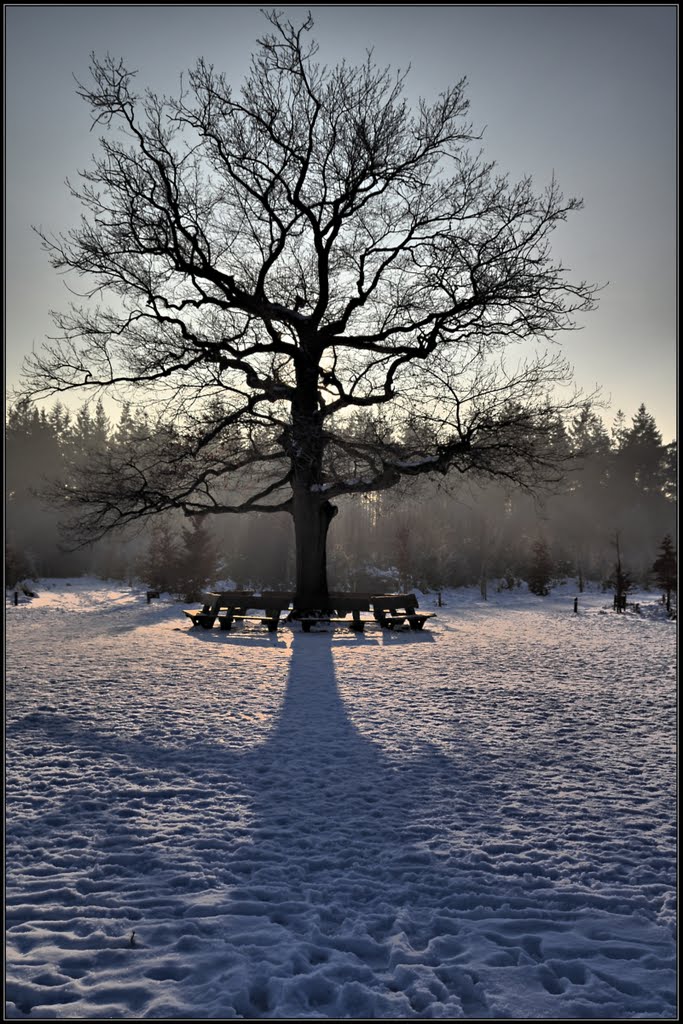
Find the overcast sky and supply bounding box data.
[5,5,677,441]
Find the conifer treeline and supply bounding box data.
[5,397,676,596]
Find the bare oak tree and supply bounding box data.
[22,12,597,609]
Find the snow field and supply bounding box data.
[5,581,677,1018]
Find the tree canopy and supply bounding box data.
[21,12,598,604]
[652,535,676,613]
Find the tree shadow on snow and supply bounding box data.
[6,627,676,1018]
[8,632,469,949]
[6,630,552,1018]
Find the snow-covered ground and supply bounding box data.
[5,579,677,1019]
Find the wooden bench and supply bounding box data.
[371,593,435,631]
[218,591,294,632]
[184,591,435,633]
[297,594,372,633]
[183,598,254,626]
[296,593,435,632]
[184,591,295,632]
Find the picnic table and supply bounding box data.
[296,593,435,632]
[298,593,371,632]
[183,591,292,632]
[370,594,435,631]
[183,592,435,633]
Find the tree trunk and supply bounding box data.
[292,487,337,610]
[288,344,337,612]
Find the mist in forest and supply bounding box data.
[6,398,676,599]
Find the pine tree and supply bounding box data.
[661,442,677,503]
[6,398,73,576]
[565,403,612,588]
[527,538,553,596]
[611,409,628,450]
[621,404,665,495]
[137,521,182,595]
[569,402,611,460]
[175,519,220,602]
[652,535,677,613]
[609,532,634,612]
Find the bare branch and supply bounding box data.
[20,12,598,598]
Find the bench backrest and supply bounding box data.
[329,596,371,612]
[206,590,257,604]
[260,591,295,611]
[203,590,419,613]
[371,593,419,611]
[205,591,293,613]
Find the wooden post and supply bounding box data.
[573,597,578,614]
[14,591,19,606]
[437,591,443,607]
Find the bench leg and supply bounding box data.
[219,616,233,631]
